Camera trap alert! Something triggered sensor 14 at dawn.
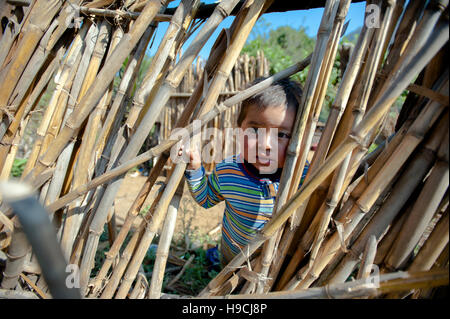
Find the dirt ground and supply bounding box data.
[114,172,224,248]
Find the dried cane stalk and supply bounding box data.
[0,0,63,111]
[257,0,351,293]
[78,0,208,293]
[23,0,169,182]
[273,18,373,291]
[198,14,449,296]
[114,0,270,298]
[20,24,88,176]
[326,112,448,284]
[207,269,449,299]
[383,130,449,270]
[306,0,396,275]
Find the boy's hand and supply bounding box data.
[178,144,201,170]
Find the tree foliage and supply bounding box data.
[243,18,358,122]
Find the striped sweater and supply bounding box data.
[184,154,309,264]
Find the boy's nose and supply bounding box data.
[260,128,276,150]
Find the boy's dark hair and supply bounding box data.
[237,78,303,126]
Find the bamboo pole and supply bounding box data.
[60,21,115,259]
[6,2,80,116]
[414,241,449,299]
[326,113,448,284]
[304,0,396,278]
[385,208,449,299]
[42,21,100,209]
[0,107,30,179]
[288,77,448,290]
[79,6,172,21]
[39,52,82,161]
[0,36,68,167]
[148,183,183,299]
[77,0,207,293]
[91,25,155,174]
[0,217,28,289]
[114,0,271,299]
[198,14,449,296]
[0,3,28,70]
[24,0,169,182]
[206,269,449,299]
[20,23,88,176]
[356,235,378,280]
[0,0,63,113]
[383,131,449,270]
[369,1,426,106]
[257,0,351,293]
[409,209,449,272]
[374,211,408,266]
[272,19,373,291]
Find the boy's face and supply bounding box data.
[240,103,296,174]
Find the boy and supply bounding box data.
[182,78,308,265]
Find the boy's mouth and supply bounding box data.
[255,156,273,166]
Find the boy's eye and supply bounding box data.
[249,127,258,133]
[278,132,290,139]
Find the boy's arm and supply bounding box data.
[184,165,224,209]
[298,161,310,188]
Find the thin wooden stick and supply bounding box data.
[272,17,373,291]
[206,269,449,299]
[23,0,169,182]
[114,0,272,298]
[45,55,312,215]
[356,235,378,280]
[78,0,236,293]
[19,273,49,299]
[0,0,63,110]
[384,130,449,270]
[79,6,172,21]
[306,0,396,276]
[409,209,449,272]
[326,113,448,284]
[198,14,449,296]
[258,0,351,293]
[165,254,195,289]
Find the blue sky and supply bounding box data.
[147,1,367,59]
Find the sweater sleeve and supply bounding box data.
[184,165,224,209]
[297,160,310,189]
